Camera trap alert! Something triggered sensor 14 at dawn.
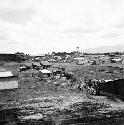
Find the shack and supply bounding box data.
[50,67,62,75]
[39,69,52,79]
[25,62,32,69]
[40,61,51,69]
[0,71,18,90]
[32,62,41,70]
[73,57,88,65]
[97,79,124,100]
[110,58,123,64]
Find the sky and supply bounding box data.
[0,0,124,54]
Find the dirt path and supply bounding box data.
[0,92,124,125]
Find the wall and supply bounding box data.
[0,77,18,90]
[97,79,124,100]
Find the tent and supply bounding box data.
[39,69,51,73]
[39,69,51,78]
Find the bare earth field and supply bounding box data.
[0,63,124,125]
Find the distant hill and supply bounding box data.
[82,45,124,53]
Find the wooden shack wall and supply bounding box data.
[97,79,124,100]
[0,77,18,90]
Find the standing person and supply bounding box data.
[54,80,59,91]
[83,77,92,98]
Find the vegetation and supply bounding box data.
[0,52,31,63]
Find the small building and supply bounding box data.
[39,69,52,79]
[33,54,46,61]
[0,71,18,90]
[40,61,51,69]
[110,58,123,64]
[34,57,41,61]
[50,67,62,75]
[97,79,124,101]
[32,62,41,70]
[73,57,88,65]
[48,59,56,63]
[25,62,32,69]
[54,56,62,60]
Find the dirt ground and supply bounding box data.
[1,91,124,125]
[0,63,124,125]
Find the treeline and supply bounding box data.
[0,52,30,63]
[52,51,80,56]
[83,52,124,56]
[52,51,124,56]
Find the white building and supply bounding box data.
[0,71,18,90]
[73,57,88,65]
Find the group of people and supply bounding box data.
[72,77,100,95]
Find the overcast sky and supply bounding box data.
[0,0,124,54]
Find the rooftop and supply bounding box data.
[0,71,17,77]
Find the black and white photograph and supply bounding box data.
[0,0,124,124]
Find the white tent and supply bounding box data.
[39,69,51,73]
[111,58,122,62]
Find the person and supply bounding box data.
[54,80,59,91]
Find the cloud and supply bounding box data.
[0,36,7,40]
[0,0,124,54]
[63,28,99,34]
[0,9,36,24]
[103,33,120,38]
[113,17,124,29]
[0,0,42,10]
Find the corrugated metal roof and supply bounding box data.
[0,71,13,77]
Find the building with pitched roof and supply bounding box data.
[0,71,18,90]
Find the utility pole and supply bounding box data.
[76,47,79,53]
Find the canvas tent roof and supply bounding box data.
[0,71,13,77]
[39,69,51,73]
